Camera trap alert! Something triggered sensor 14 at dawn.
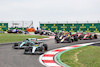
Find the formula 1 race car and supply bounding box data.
[12,38,37,49]
[24,41,48,54]
[35,30,55,36]
[8,29,29,34]
[55,32,78,43]
[40,30,55,36]
[83,33,97,40]
[76,31,86,40]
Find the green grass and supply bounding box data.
[60,46,100,67]
[0,33,48,43]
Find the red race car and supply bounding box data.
[83,32,97,40]
[76,31,86,40]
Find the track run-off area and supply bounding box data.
[0,36,100,67]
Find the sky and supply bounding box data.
[0,0,100,28]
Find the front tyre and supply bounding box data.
[43,44,48,51]
[68,38,72,43]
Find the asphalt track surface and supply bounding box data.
[0,36,100,67]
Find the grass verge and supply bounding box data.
[0,33,48,43]
[60,46,100,67]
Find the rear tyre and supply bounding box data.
[43,44,48,51]
[55,35,59,40]
[94,35,97,39]
[55,36,60,43]
[25,47,29,52]
[40,32,43,35]
[74,36,78,41]
[35,31,37,34]
[14,43,18,46]
[68,38,72,43]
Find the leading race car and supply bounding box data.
[35,30,55,36]
[24,41,48,54]
[55,31,78,43]
[83,32,97,40]
[12,38,37,49]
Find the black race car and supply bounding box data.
[24,41,48,54]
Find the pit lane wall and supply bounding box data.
[40,22,100,32]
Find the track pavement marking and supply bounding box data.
[39,43,94,67]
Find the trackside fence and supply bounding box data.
[40,21,100,32]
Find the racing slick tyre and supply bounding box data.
[45,32,48,35]
[55,36,60,43]
[68,39,72,43]
[40,32,43,35]
[68,38,72,43]
[56,38,60,43]
[25,47,29,52]
[14,43,18,46]
[71,39,74,42]
[35,31,37,34]
[55,35,58,40]
[43,44,48,51]
[74,36,78,41]
[94,35,97,39]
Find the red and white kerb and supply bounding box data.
[39,43,93,67]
